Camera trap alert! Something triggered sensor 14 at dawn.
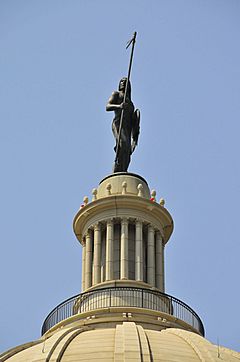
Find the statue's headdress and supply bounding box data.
[119,77,131,100]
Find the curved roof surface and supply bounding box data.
[1,322,239,362]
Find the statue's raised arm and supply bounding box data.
[106,77,140,172]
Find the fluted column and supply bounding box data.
[156,231,164,291]
[81,240,86,291]
[85,229,93,289]
[135,219,143,281]
[106,219,114,280]
[101,230,106,282]
[93,223,101,285]
[120,218,129,279]
[147,225,155,286]
[162,243,165,291]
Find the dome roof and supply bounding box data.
[2,322,239,362]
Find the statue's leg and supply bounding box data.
[121,138,131,172]
[123,152,131,172]
[114,142,125,172]
[112,121,119,154]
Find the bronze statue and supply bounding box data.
[106,77,140,172]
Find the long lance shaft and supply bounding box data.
[115,32,137,163]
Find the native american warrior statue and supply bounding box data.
[106,77,140,172]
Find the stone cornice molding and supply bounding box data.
[74,195,173,245]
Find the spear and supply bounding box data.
[115,31,137,164]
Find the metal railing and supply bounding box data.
[41,287,204,336]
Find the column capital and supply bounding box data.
[85,228,93,239]
[93,222,101,231]
[147,224,154,232]
[121,217,129,224]
[156,230,163,239]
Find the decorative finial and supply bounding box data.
[106,183,112,195]
[159,198,165,207]
[122,181,127,195]
[151,190,156,201]
[83,196,89,206]
[137,183,143,197]
[92,188,97,201]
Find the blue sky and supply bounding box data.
[0,0,240,353]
